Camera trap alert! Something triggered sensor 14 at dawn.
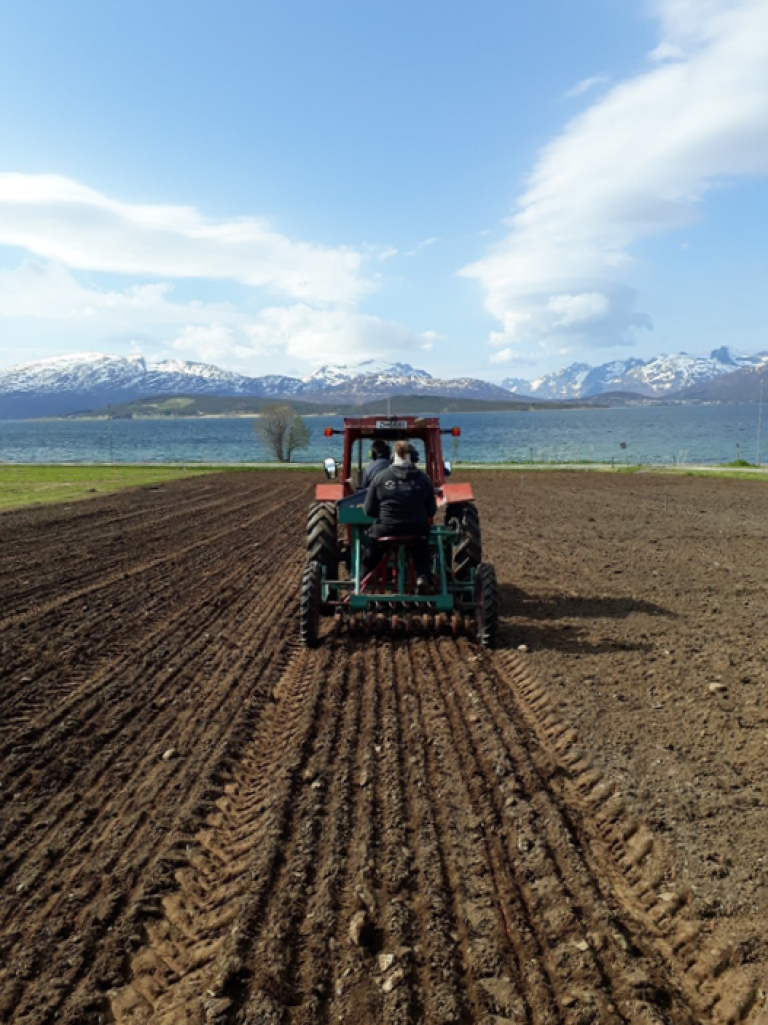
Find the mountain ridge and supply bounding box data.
[502,348,768,400]
[1,348,767,418]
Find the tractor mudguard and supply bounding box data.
[315,483,345,501]
[440,482,474,504]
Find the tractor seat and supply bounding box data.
[376,535,424,545]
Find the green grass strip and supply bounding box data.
[0,464,224,511]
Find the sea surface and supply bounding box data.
[1,405,766,466]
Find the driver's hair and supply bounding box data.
[393,440,412,460]
[371,439,390,459]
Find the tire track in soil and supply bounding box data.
[486,646,763,1025]
[109,645,334,1023]
[0,584,301,1022]
[106,635,754,1025]
[0,474,313,1023]
[0,527,300,878]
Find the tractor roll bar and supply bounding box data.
[323,426,460,436]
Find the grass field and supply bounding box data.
[0,465,224,511]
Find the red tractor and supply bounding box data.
[301,415,497,646]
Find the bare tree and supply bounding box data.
[254,404,311,462]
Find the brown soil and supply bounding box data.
[1,469,766,1024]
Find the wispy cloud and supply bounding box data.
[461,0,768,362]
[0,174,370,303]
[404,236,441,257]
[564,74,609,98]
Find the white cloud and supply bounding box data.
[461,0,768,358]
[547,292,610,327]
[0,173,370,303]
[169,324,239,365]
[0,258,437,373]
[244,305,437,365]
[565,74,609,98]
[0,259,236,325]
[404,236,441,257]
[0,179,446,373]
[489,348,514,365]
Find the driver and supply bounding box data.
[362,439,437,593]
[362,438,391,488]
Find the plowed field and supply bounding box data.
[1,470,766,1024]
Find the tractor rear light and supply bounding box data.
[324,427,334,436]
[451,427,461,436]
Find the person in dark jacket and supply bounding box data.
[362,439,437,592]
[362,439,391,488]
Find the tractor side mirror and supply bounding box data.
[443,460,452,477]
[323,457,338,479]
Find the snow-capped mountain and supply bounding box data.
[3,347,768,418]
[302,360,432,389]
[301,361,510,402]
[0,353,149,393]
[0,353,510,417]
[0,353,304,417]
[502,348,768,400]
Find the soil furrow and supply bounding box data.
[414,638,555,1022]
[390,640,476,1024]
[0,475,298,581]
[2,469,766,1024]
[0,563,300,898]
[109,645,330,1023]
[0,610,300,1021]
[278,647,371,1024]
[0,478,305,632]
[0,518,303,750]
[487,647,762,1022]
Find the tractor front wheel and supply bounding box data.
[300,560,322,648]
[474,562,498,649]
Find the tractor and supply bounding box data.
[300,415,498,647]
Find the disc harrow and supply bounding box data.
[330,601,478,639]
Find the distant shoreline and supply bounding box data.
[45,402,655,421]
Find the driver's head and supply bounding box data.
[370,439,391,460]
[393,439,412,464]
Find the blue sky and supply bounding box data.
[1,0,766,382]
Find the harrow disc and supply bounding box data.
[391,613,407,635]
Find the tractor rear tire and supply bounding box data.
[475,562,498,649]
[447,502,482,580]
[306,501,339,578]
[300,560,322,648]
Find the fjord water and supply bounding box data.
[1,404,765,466]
